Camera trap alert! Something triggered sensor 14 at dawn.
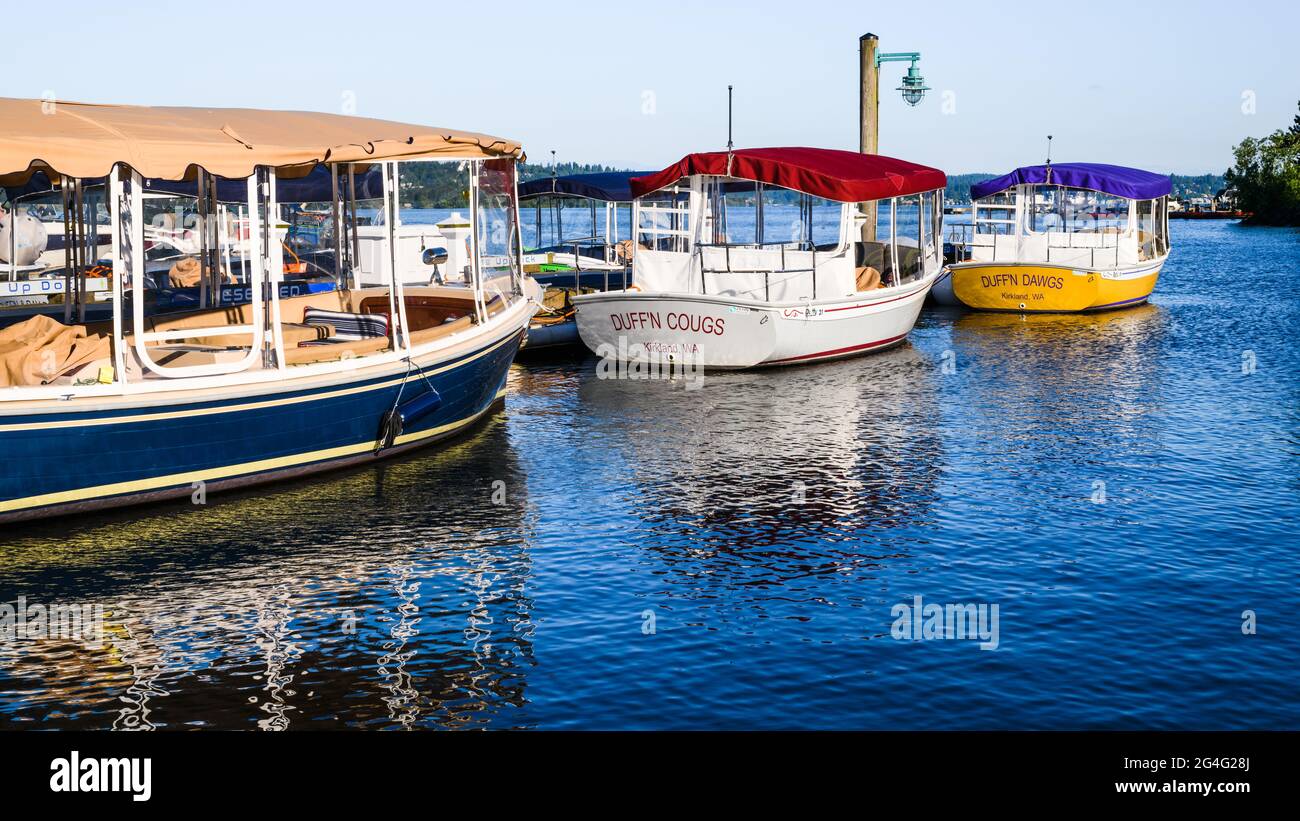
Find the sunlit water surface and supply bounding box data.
[1,220,1297,729]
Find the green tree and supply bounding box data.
[1225,100,1300,226]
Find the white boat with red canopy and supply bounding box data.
[572,147,946,369]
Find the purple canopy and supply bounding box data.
[970,163,1171,201]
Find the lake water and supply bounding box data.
[0,219,1296,729]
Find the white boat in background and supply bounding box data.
[517,171,647,351]
[573,147,947,369]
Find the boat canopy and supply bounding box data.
[0,97,523,186]
[6,165,385,204]
[970,163,1172,201]
[630,147,947,203]
[519,171,650,202]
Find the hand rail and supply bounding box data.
[130,174,266,379]
[139,325,258,344]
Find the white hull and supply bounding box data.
[573,271,937,369]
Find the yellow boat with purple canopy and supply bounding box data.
[934,162,1172,312]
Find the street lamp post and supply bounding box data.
[859,33,929,242]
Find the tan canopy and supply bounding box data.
[0,97,523,186]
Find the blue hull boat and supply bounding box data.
[0,320,523,523]
[0,97,533,523]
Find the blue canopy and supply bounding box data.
[143,165,384,203]
[519,171,650,202]
[970,163,1171,201]
[5,165,383,204]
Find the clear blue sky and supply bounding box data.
[1,0,1295,174]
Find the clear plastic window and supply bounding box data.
[476,159,521,280]
[388,161,472,285]
[973,191,1016,236]
[636,189,690,252]
[1029,186,1129,234]
[721,186,758,245]
[761,191,840,250]
[857,199,896,286]
[704,181,842,251]
[895,195,923,282]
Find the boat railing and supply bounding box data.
[532,236,629,264]
[128,174,272,380]
[696,241,821,301]
[947,223,1127,269]
[569,239,630,292]
[696,239,816,254]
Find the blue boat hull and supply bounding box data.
[0,328,524,523]
[521,319,580,352]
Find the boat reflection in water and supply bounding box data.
[912,303,1173,550]
[944,303,1169,449]
[0,417,534,730]
[575,342,945,588]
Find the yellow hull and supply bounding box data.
[949,262,1162,312]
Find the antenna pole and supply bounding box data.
[1046,135,1053,165]
[727,85,734,152]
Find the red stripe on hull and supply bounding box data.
[764,333,909,365]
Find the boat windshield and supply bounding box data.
[475,159,522,282]
[960,184,1170,267]
[1027,185,1129,233]
[636,189,691,253]
[709,181,842,251]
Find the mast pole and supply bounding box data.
[727,85,734,152]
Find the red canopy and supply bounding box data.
[629,147,947,203]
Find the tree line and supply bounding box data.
[1226,100,1300,226]
[396,162,630,208]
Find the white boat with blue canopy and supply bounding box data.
[519,170,646,287]
[518,170,648,351]
[0,97,535,523]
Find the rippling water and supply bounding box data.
[1,220,1296,729]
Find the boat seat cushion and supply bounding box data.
[285,334,389,365]
[284,322,335,344]
[303,307,389,341]
[408,314,473,345]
